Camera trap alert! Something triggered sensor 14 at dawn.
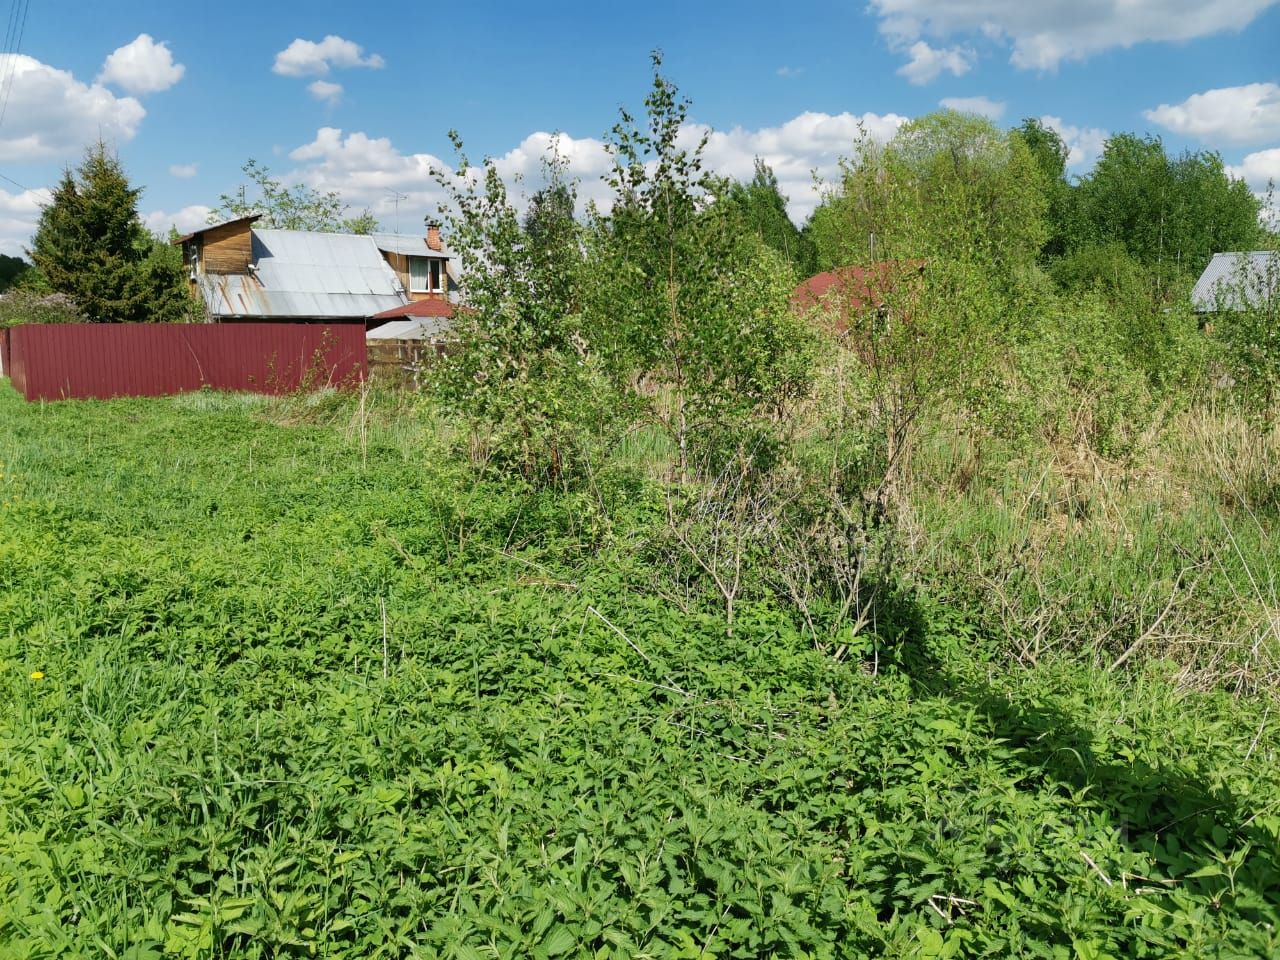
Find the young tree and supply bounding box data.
[211,159,377,233]
[587,54,813,480]
[523,175,577,253]
[432,142,616,486]
[1011,117,1073,259]
[810,111,1049,274]
[29,142,191,323]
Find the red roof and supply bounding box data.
[792,262,925,332]
[369,299,455,321]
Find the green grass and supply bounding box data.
[2,382,1279,958]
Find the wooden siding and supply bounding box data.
[201,220,255,274]
[378,250,451,302]
[5,323,366,401]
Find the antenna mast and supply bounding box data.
[388,190,408,233]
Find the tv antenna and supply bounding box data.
[387,190,408,233]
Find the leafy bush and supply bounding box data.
[0,288,85,327]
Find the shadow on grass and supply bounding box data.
[872,586,1280,934]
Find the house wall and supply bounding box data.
[199,221,255,275]
[379,251,451,302]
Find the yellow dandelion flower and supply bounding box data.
[29,671,44,680]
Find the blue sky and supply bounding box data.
[0,0,1277,256]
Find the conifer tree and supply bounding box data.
[29,142,189,323]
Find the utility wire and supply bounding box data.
[0,0,31,135]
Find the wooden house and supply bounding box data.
[174,217,456,326]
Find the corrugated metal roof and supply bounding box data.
[1192,252,1280,312]
[371,232,454,259]
[203,229,409,319]
[366,317,452,340]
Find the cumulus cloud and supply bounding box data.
[169,163,198,178]
[1229,147,1280,191]
[1228,148,1280,227]
[870,0,1279,72]
[1041,114,1108,169]
[1145,83,1280,146]
[896,41,973,85]
[143,205,213,237]
[272,36,385,77]
[0,186,50,257]
[282,110,910,230]
[0,54,145,162]
[97,34,185,94]
[308,80,343,104]
[939,95,1006,120]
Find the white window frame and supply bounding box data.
[409,256,443,294]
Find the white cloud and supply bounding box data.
[97,34,185,94]
[0,54,145,162]
[0,186,50,257]
[939,95,1006,120]
[282,110,910,230]
[272,36,385,77]
[169,163,198,178]
[776,66,803,78]
[308,80,343,104]
[285,127,447,227]
[690,111,909,218]
[1041,114,1108,169]
[1229,147,1280,191]
[1145,83,1280,146]
[896,41,974,85]
[1228,148,1280,227]
[870,0,1279,71]
[143,205,213,237]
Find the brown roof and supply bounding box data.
[369,299,455,321]
[792,261,925,332]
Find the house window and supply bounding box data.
[410,257,443,293]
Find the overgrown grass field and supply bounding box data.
[2,383,1279,958]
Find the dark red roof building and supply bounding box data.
[792,262,925,332]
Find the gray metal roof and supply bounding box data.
[371,232,454,259]
[365,317,452,340]
[1192,251,1280,312]
[202,229,408,319]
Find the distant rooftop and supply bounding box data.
[1192,252,1280,312]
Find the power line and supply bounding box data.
[0,0,31,135]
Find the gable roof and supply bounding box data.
[1192,251,1280,312]
[200,229,407,320]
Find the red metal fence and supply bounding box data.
[4,323,366,401]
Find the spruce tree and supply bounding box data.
[30,142,189,323]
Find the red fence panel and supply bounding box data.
[5,323,367,401]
